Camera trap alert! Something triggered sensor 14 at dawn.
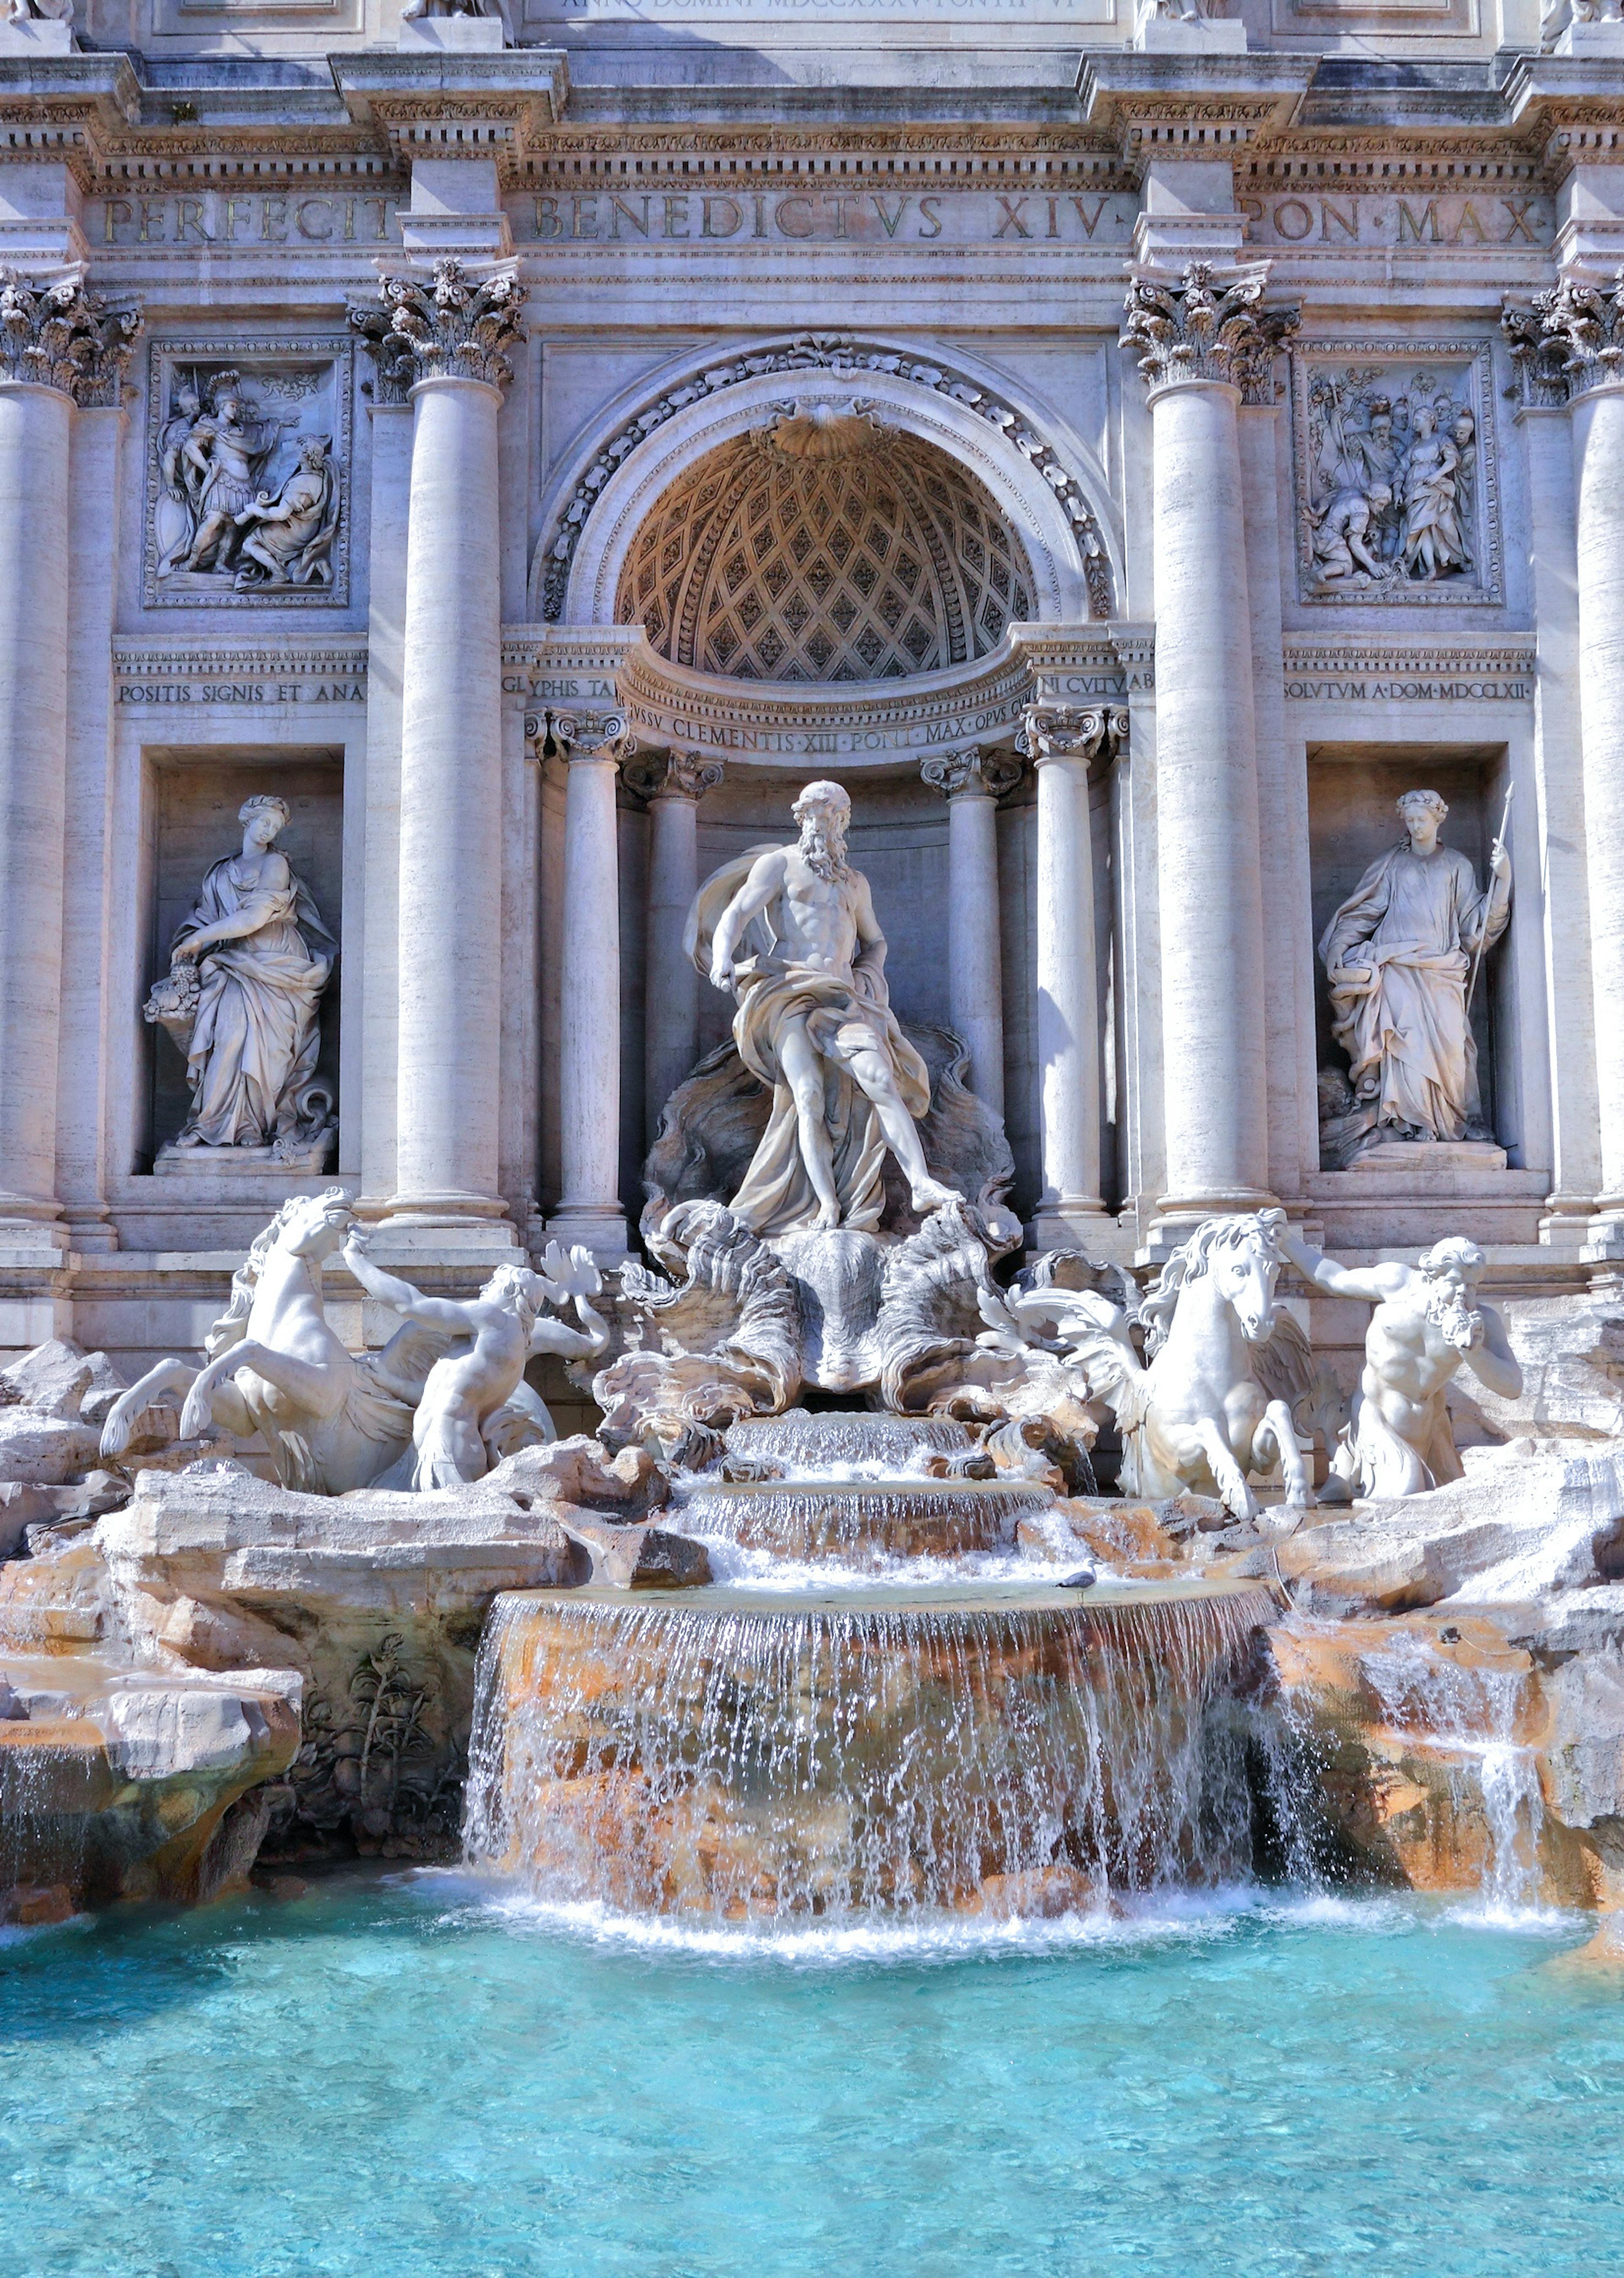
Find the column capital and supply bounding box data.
[1017,704,1127,768]
[0,267,140,406]
[1121,259,1298,404]
[624,748,724,804]
[350,256,525,403]
[919,746,1023,800]
[549,706,630,763]
[1503,270,1624,408]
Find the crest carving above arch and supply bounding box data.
[530,333,1118,630]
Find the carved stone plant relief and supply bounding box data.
[1292,345,1501,606]
[145,340,352,608]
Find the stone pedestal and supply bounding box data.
[0,17,74,50]
[398,12,505,46]
[1134,14,1247,47]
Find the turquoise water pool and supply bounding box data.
[3,1874,1620,2278]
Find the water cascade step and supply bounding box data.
[463,1579,1278,1922]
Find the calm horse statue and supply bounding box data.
[983,1209,1320,1524]
[100,1190,444,1494]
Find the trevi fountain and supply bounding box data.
[3,0,1624,2267]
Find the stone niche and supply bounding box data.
[138,751,343,1172]
[1306,746,1509,1162]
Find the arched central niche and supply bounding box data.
[616,408,1037,684]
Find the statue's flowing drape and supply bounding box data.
[174,858,335,1148]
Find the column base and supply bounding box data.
[546,1202,631,1264]
[1144,1188,1279,1261]
[377,1192,518,1268]
[1027,1200,1131,1265]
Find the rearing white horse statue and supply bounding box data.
[980,1208,1322,1524]
[100,1190,446,1494]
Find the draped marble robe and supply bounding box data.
[173,853,335,1150]
[686,846,933,1237]
[1320,840,1509,1143]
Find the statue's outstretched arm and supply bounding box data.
[341,1232,472,1332]
[1278,1227,1400,1306]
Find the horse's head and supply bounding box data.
[1144,1208,1288,1350]
[270,1187,354,1262]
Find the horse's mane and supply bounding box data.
[1140,1214,1273,1357]
[208,1188,348,1346]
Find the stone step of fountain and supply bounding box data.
[670,1476,1052,1566]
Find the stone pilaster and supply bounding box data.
[919,747,1020,1120]
[550,707,632,1259]
[1501,293,1602,1245]
[625,749,723,1146]
[1121,259,1289,1235]
[352,258,525,1254]
[1018,705,1123,1249]
[0,269,138,1252]
[1505,271,1624,1252]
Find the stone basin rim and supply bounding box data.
[498,1576,1282,1618]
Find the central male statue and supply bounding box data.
[688,779,960,1237]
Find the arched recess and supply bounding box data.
[529,334,1121,629]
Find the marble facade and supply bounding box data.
[1,0,1622,1401]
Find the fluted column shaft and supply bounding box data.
[637,751,722,1143]
[1572,381,1624,1209]
[921,748,1015,1118]
[0,380,72,1228]
[1123,262,1290,1228]
[0,274,138,1242]
[393,373,507,1225]
[352,257,526,1247]
[1022,710,1116,1239]
[554,711,630,1257]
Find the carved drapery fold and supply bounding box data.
[1120,262,1297,403]
[350,257,526,402]
[1503,272,1624,406]
[0,269,140,406]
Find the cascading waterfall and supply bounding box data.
[463,1581,1278,1921]
[1358,1627,1544,1910]
[669,1479,1051,1565]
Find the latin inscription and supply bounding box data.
[1243,193,1551,249]
[99,194,400,248]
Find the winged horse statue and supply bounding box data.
[979,1208,1332,1525]
[99,1189,524,1495]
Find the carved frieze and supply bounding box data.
[144,337,352,609]
[1290,341,1502,606]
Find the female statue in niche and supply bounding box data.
[1319,787,1510,1156]
[153,794,336,1160]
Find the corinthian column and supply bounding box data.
[919,747,1020,1117]
[0,270,139,1248]
[1516,272,1624,1238]
[1018,706,1122,1247]
[627,749,723,1144]
[1121,261,1292,1234]
[352,259,525,1250]
[551,709,630,1258]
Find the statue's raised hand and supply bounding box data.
[535,1240,602,1307]
[1490,837,1511,880]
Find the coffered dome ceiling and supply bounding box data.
[617,411,1037,683]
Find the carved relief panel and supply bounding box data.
[1290,342,1501,606]
[144,336,353,609]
